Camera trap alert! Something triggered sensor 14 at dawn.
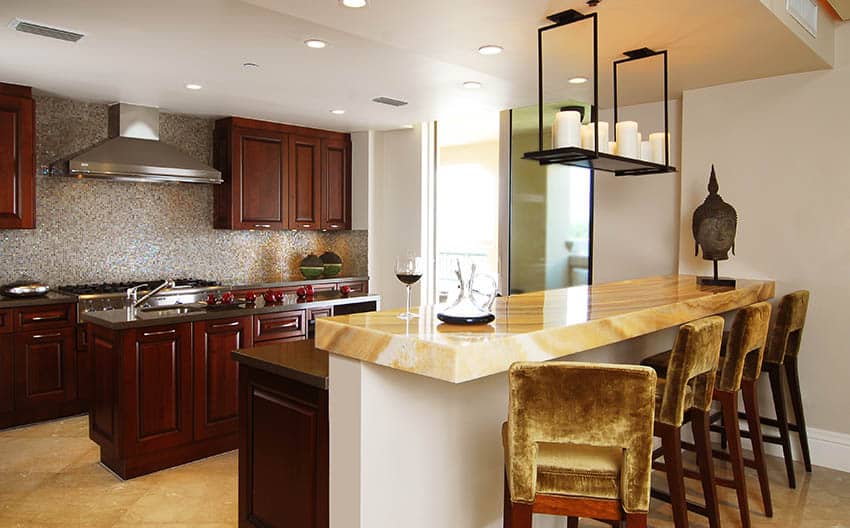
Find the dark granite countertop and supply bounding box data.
[232,339,328,389]
[222,276,369,291]
[81,291,381,330]
[0,291,78,309]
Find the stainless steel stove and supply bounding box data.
[59,278,225,316]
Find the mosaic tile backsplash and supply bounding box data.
[0,95,367,286]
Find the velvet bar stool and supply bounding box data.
[736,290,811,488]
[650,316,724,528]
[643,302,773,528]
[502,362,656,528]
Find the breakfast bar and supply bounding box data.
[315,275,774,528]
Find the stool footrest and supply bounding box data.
[650,488,710,517]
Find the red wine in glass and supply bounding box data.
[395,273,422,285]
[395,256,423,319]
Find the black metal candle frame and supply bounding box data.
[523,9,676,176]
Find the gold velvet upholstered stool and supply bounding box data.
[734,291,811,489]
[647,316,725,528]
[502,362,656,528]
[643,301,773,528]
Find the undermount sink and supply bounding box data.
[139,303,206,314]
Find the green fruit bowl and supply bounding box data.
[300,266,325,279]
[323,263,342,277]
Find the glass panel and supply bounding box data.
[510,104,591,294]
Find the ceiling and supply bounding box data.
[0,0,835,132]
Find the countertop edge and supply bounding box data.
[231,350,329,390]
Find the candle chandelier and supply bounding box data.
[523,9,676,176]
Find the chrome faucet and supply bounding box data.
[127,280,176,308]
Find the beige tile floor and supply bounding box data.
[0,415,848,527]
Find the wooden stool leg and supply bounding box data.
[625,512,647,528]
[503,471,512,528]
[509,502,532,528]
[719,411,727,450]
[768,364,797,488]
[690,409,721,528]
[567,517,579,528]
[786,357,813,473]
[742,379,773,517]
[719,390,751,528]
[659,423,689,528]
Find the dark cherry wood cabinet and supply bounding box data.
[214,117,350,232]
[193,317,252,440]
[0,82,35,230]
[239,364,328,528]
[215,125,289,230]
[289,135,322,230]
[253,310,306,343]
[0,334,12,414]
[13,327,76,409]
[321,138,351,230]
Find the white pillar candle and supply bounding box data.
[609,141,618,156]
[552,110,582,148]
[649,132,671,164]
[615,121,639,159]
[582,121,609,153]
[638,132,642,144]
[640,140,652,161]
[580,125,594,150]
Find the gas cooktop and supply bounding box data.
[59,278,219,296]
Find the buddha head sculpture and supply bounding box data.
[693,165,737,261]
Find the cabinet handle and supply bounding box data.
[30,315,63,322]
[330,224,340,228]
[254,224,271,228]
[31,332,62,339]
[302,224,311,228]
[142,329,177,337]
[265,321,298,330]
[211,321,240,329]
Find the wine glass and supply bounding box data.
[395,255,423,320]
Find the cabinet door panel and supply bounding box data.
[236,129,288,229]
[0,92,35,229]
[254,311,306,343]
[321,138,351,230]
[194,317,251,440]
[0,335,12,414]
[13,327,76,408]
[126,324,193,454]
[289,136,321,229]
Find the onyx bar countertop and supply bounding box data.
[232,339,328,389]
[82,291,381,330]
[0,291,78,308]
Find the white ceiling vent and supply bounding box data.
[786,0,818,37]
[8,18,85,42]
[372,96,409,107]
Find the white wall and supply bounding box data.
[351,131,370,231]
[366,125,425,310]
[593,100,682,283]
[680,24,850,442]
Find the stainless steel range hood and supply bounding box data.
[52,103,222,184]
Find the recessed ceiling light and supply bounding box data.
[568,76,589,84]
[330,109,346,115]
[478,45,503,55]
[243,62,260,69]
[304,39,327,49]
[185,83,202,90]
[340,0,367,7]
[463,81,482,89]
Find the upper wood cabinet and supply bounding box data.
[214,117,351,231]
[289,135,321,230]
[0,83,35,229]
[321,138,351,230]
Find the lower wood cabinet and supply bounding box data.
[194,317,252,440]
[0,335,12,414]
[13,327,75,409]
[254,310,306,343]
[239,365,328,528]
[124,324,194,456]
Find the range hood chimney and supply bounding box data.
[52,103,222,184]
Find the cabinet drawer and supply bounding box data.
[308,307,332,322]
[0,309,11,334]
[254,311,306,342]
[337,281,368,294]
[13,304,75,331]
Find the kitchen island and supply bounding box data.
[83,291,378,479]
[315,275,774,528]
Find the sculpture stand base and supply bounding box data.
[697,276,737,287]
[698,260,736,287]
